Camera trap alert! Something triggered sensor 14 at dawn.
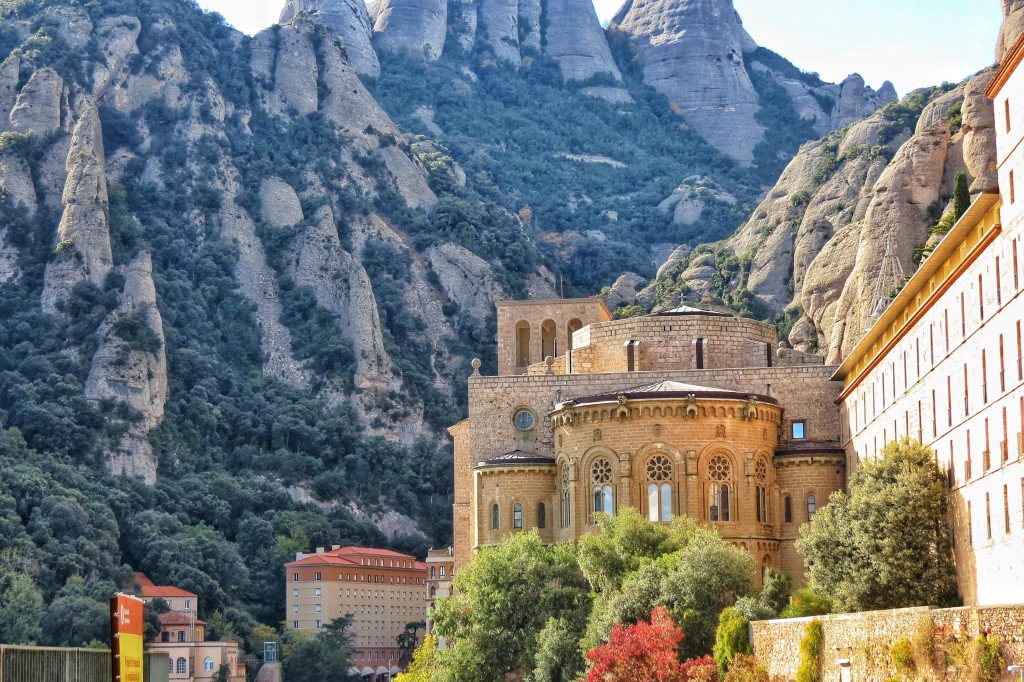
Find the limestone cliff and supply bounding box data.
[647,72,995,363]
[84,252,168,484]
[372,0,448,61]
[41,102,113,314]
[611,0,896,165]
[280,0,381,77]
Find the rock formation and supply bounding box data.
[41,102,113,314]
[427,242,505,322]
[611,0,895,164]
[85,252,168,484]
[9,68,65,134]
[544,0,623,82]
[280,0,381,77]
[372,0,448,61]
[648,72,996,362]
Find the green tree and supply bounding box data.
[952,171,970,221]
[796,439,957,612]
[779,588,832,619]
[394,634,442,682]
[0,573,44,644]
[397,621,426,666]
[431,531,591,682]
[282,617,354,682]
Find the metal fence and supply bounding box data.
[0,645,169,682]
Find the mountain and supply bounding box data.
[641,0,1020,364]
[0,0,919,652]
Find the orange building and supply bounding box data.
[134,573,245,681]
[285,546,427,677]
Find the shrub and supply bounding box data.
[890,636,914,674]
[713,607,750,675]
[585,607,687,682]
[681,656,718,682]
[795,620,822,682]
[723,654,768,682]
[780,588,831,618]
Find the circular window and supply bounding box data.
[513,409,536,431]
[708,455,731,481]
[646,455,673,482]
[591,458,612,484]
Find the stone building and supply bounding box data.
[134,573,246,682]
[284,546,427,678]
[450,302,846,584]
[424,547,454,647]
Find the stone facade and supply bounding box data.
[496,298,610,375]
[751,605,1024,681]
[453,304,845,585]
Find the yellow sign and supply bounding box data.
[111,593,145,682]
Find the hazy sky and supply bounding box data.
[196,0,1002,96]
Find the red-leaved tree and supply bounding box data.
[585,607,687,682]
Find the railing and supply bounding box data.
[0,645,168,682]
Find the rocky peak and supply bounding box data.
[612,0,896,165]
[372,0,448,61]
[85,251,168,484]
[280,0,381,77]
[999,0,1024,62]
[41,101,113,314]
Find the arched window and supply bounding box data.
[513,503,523,529]
[591,458,614,519]
[567,318,583,350]
[784,495,793,523]
[807,494,817,521]
[541,319,557,359]
[515,321,531,368]
[755,459,768,524]
[491,504,499,530]
[204,657,215,672]
[708,455,732,522]
[561,465,571,528]
[176,657,187,674]
[646,455,673,522]
[537,503,546,529]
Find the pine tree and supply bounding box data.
[953,171,971,221]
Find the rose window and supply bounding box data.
[646,455,673,482]
[708,455,731,481]
[592,458,612,484]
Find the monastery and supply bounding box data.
[450,40,1024,604]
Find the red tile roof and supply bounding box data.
[328,546,416,559]
[285,554,360,567]
[133,572,197,599]
[158,611,206,627]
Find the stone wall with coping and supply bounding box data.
[751,605,1024,681]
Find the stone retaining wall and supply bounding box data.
[751,604,1024,681]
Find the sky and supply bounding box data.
[196,0,1002,96]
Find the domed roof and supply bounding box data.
[476,449,557,469]
[557,380,777,408]
[651,304,732,317]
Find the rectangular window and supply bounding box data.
[316,620,322,629]
[966,430,972,481]
[1014,238,1020,290]
[315,588,321,597]
[979,274,985,320]
[1018,321,1023,381]
[293,573,298,582]
[947,375,953,427]
[944,309,950,353]
[1003,406,1010,463]
[982,350,988,404]
[1000,334,1007,392]
[292,589,298,597]
[292,605,298,613]
[293,621,298,629]
[930,323,935,364]
[1013,169,1018,204]
[996,256,1002,305]
[1006,98,1012,133]
[792,421,806,439]
[986,493,992,540]
[315,604,322,613]
[695,338,704,370]
[625,339,639,372]
[961,293,967,338]
[315,572,322,581]
[1006,485,1011,534]
[964,364,970,416]
[931,390,937,438]
[984,418,991,471]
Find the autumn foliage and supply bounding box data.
[585,607,690,682]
